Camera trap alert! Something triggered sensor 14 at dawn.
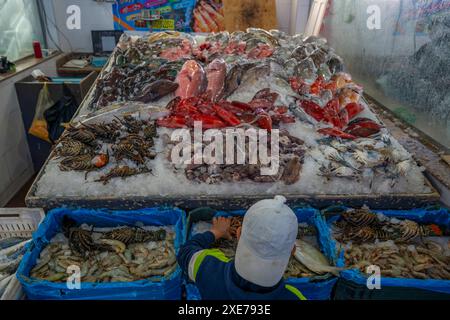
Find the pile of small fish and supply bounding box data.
[0,238,30,297]
[344,240,450,280]
[53,115,157,184]
[90,33,191,109]
[332,207,450,280]
[312,133,417,185]
[332,207,444,243]
[166,129,305,185]
[29,217,176,283]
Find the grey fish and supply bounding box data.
[240,64,271,85]
[223,64,244,98]
[294,57,317,80]
[133,80,178,103]
[327,55,344,74]
[290,43,315,61]
[206,31,230,45]
[246,28,279,47]
[294,239,342,276]
[225,63,271,98]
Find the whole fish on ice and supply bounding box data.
[175,60,207,98]
[205,58,227,101]
[132,79,179,103]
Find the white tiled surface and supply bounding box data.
[0,55,59,206]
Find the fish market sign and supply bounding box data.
[170,122,280,176]
[113,0,196,31]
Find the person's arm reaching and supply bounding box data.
[177,217,232,281]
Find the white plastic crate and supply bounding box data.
[0,208,45,300]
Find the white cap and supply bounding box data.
[235,195,298,287]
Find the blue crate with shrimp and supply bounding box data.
[184,207,339,300]
[323,206,450,299]
[17,207,186,300]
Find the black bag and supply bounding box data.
[44,84,79,143]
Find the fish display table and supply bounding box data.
[26,31,440,210]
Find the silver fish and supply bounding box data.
[294,239,342,276]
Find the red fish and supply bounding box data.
[175,60,207,99]
[188,114,227,129]
[255,109,273,131]
[343,102,364,120]
[247,43,274,59]
[159,39,192,61]
[298,100,325,122]
[318,128,356,140]
[345,118,382,138]
[310,76,324,95]
[157,116,187,128]
[205,58,227,101]
[322,98,342,128]
[212,104,241,126]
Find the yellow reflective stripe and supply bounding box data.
[193,249,230,281]
[285,284,307,300]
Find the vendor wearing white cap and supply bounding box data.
[177,196,307,300]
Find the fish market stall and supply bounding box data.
[26,30,440,210]
[184,207,340,300]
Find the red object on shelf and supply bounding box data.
[33,41,43,59]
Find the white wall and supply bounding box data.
[47,0,310,52]
[0,55,60,206]
[50,0,114,52]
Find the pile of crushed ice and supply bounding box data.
[35,103,431,198]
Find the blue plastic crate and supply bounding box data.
[324,206,450,295]
[17,207,186,300]
[185,207,338,300]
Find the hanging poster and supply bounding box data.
[113,0,197,31]
[191,0,225,33]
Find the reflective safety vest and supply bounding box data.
[187,248,308,300]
